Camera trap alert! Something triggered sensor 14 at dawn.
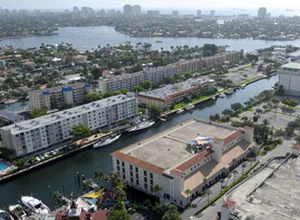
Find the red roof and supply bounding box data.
[171,150,209,174]
[222,130,243,146]
[223,200,236,209]
[111,151,165,175]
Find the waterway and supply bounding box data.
[0,75,277,209]
[1,26,300,52]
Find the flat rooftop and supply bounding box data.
[281,62,300,70]
[233,157,300,219]
[112,118,236,173]
[138,78,214,101]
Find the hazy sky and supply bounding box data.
[0,0,299,10]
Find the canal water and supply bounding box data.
[0,75,277,209]
[1,26,300,52]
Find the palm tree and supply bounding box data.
[94,170,104,183]
[241,163,247,174]
[219,178,225,193]
[204,189,212,204]
[184,189,191,205]
[203,177,207,189]
[232,170,238,182]
[152,184,162,198]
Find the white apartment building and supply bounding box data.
[279,62,300,96]
[29,83,93,110]
[1,94,137,156]
[98,65,178,93]
[111,118,255,208]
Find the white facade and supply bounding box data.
[279,63,300,96]
[98,65,178,93]
[1,94,137,156]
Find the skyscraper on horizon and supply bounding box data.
[258,7,267,18]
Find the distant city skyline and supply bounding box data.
[0,0,300,10]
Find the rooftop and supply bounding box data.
[138,78,214,101]
[232,157,300,219]
[0,110,24,121]
[2,94,135,134]
[112,118,238,175]
[281,62,300,70]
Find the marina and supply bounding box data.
[0,75,277,209]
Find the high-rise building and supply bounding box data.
[172,10,179,16]
[197,10,202,17]
[258,7,267,18]
[123,4,133,15]
[29,83,93,110]
[132,5,141,15]
[1,94,137,156]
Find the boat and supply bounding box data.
[21,196,50,216]
[240,84,246,89]
[225,89,234,95]
[93,134,121,148]
[176,109,185,114]
[0,209,14,220]
[8,204,27,220]
[4,99,18,105]
[127,120,155,132]
[185,104,195,111]
[155,40,163,43]
[219,93,225,98]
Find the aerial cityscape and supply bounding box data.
[0,1,300,219]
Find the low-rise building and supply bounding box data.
[29,83,93,110]
[98,65,178,93]
[0,110,24,123]
[278,62,300,96]
[111,118,255,208]
[1,94,137,156]
[138,78,216,110]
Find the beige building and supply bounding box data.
[29,83,93,110]
[138,78,216,110]
[111,118,255,208]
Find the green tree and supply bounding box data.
[149,106,162,119]
[30,108,48,118]
[231,103,243,112]
[203,44,218,57]
[141,80,152,91]
[232,170,238,182]
[152,184,162,198]
[84,92,102,103]
[184,189,191,205]
[94,170,104,183]
[108,209,130,220]
[71,124,91,140]
[161,205,181,220]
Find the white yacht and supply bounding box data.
[185,104,195,111]
[21,196,50,216]
[93,134,121,148]
[127,120,155,132]
[176,109,184,114]
[0,209,14,220]
[8,204,27,220]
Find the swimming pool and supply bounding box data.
[0,163,8,171]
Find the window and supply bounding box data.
[136,173,139,178]
[130,165,133,170]
[144,177,147,182]
[122,174,125,179]
[116,160,120,165]
[144,183,148,189]
[150,179,153,185]
[122,162,125,167]
[136,167,139,172]
[150,173,153,178]
[144,170,147,176]
[136,180,139,185]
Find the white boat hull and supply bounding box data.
[127,121,155,132]
[21,196,50,216]
[93,134,121,148]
